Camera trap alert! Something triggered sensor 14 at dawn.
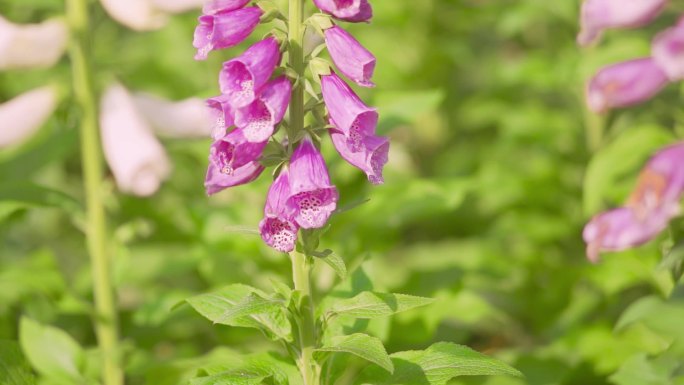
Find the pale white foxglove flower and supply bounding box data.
[132,93,212,138]
[100,84,171,197]
[0,16,68,70]
[0,86,58,148]
[99,0,205,31]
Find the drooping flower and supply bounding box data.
[133,93,212,138]
[321,72,378,152]
[150,0,208,13]
[201,0,251,15]
[0,16,68,70]
[193,7,263,60]
[577,0,667,46]
[330,129,388,184]
[219,37,281,108]
[313,0,373,23]
[259,169,299,252]
[100,0,167,31]
[206,95,235,140]
[324,25,376,87]
[100,84,172,197]
[0,86,58,148]
[652,20,684,81]
[287,138,339,229]
[586,58,668,113]
[204,128,266,195]
[234,76,292,143]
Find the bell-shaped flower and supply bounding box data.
[586,58,668,113]
[194,7,263,60]
[652,20,684,81]
[330,129,388,184]
[219,37,281,108]
[583,207,672,263]
[100,0,168,31]
[0,86,58,149]
[286,138,339,229]
[313,0,373,23]
[201,0,251,14]
[0,16,68,70]
[150,0,215,14]
[100,84,172,197]
[259,168,299,252]
[235,76,292,143]
[321,72,378,152]
[577,0,667,46]
[324,26,376,87]
[205,128,266,195]
[207,95,235,140]
[133,93,212,139]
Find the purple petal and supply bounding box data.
[193,7,263,60]
[653,21,684,81]
[207,94,235,140]
[577,0,667,46]
[202,0,251,15]
[330,129,388,184]
[313,0,373,22]
[205,128,266,195]
[325,26,376,87]
[235,76,292,142]
[259,169,299,252]
[627,142,684,216]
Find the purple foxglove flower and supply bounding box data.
[286,138,339,229]
[133,93,212,139]
[202,0,250,15]
[321,72,378,152]
[234,76,292,142]
[0,86,58,149]
[205,127,267,195]
[193,7,263,61]
[219,37,281,108]
[313,0,372,23]
[207,95,235,140]
[583,207,671,263]
[324,26,376,87]
[0,16,68,70]
[259,169,299,252]
[330,129,388,184]
[652,21,684,81]
[577,0,667,46]
[586,58,668,113]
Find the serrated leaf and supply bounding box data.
[19,318,85,382]
[316,333,393,373]
[0,340,37,385]
[314,250,347,279]
[358,342,522,385]
[326,292,434,319]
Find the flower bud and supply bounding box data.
[133,93,212,138]
[313,0,373,23]
[0,87,58,148]
[577,0,667,46]
[324,25,376,87]
[0,16,68,70]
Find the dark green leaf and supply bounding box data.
[0,340,37,385]
[316,333,393,373]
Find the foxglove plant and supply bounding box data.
[185,1,521,385]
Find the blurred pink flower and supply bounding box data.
[132,93,212,138]
[100,84,171,197]
[0,86,58,148]
[100,0,205,31]
[0,16,68,70]
[652,19,684,81]
[578,0,667,46]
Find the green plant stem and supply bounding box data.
[288,0,305,146]
[292,252,320,385]
[66,1,123,384]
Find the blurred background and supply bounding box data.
[2,0,684,384]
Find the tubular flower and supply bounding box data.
[133,93,212,139]
[313,0,373,23]
[577,0,667,46]
[330,129,388,184]
[287,138,339,229]
[586,58,668,113]
[321,72,378,152]
[324,25,376,87]
[205,128,267,195]
[193,7,263,60]
[235,76,292,143]
[201,0,251,14]
[207,95,235,140]
[259,169,299,252]
[0,86,58,149]
[100,84,171,197]
[652,20,684,81]
[0,16,68,70]
[219,37,281,108]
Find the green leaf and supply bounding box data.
[315,333,394,373]
[0,340,37,385]
[610,354,681,385]
[313,249,347,279]
[358,342,522,385]
[190,370,270,385]
[326,292,434,319]
[19,318,85,382]
[186,284,292,341]
[0,182,81,215]
[0,130,78,182]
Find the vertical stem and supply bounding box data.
[288,0,305,145]
[292,252,320,385]
[66,1,123,384]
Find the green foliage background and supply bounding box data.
[2,0,684,384]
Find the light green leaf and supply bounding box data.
[609,354,681,385]
[19,318,84,382]
[316,333,393,373]
[358,342,522,385]
[190,371,269,385]
[0,182,81,215]
[0,340,37,385]
[326,292,434,319]
[313,249,347,279]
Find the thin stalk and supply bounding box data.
[66,0,123,384]
[291,252,320,385]
[288,0,305,146]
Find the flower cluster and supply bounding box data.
[578,0,684,261]
[195,0,388,252]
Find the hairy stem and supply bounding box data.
[292,252,320,385]
[66,1,123,384]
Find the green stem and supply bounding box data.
[292,252,320,385]
[288,0,305,146]
[66,1,123,384]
